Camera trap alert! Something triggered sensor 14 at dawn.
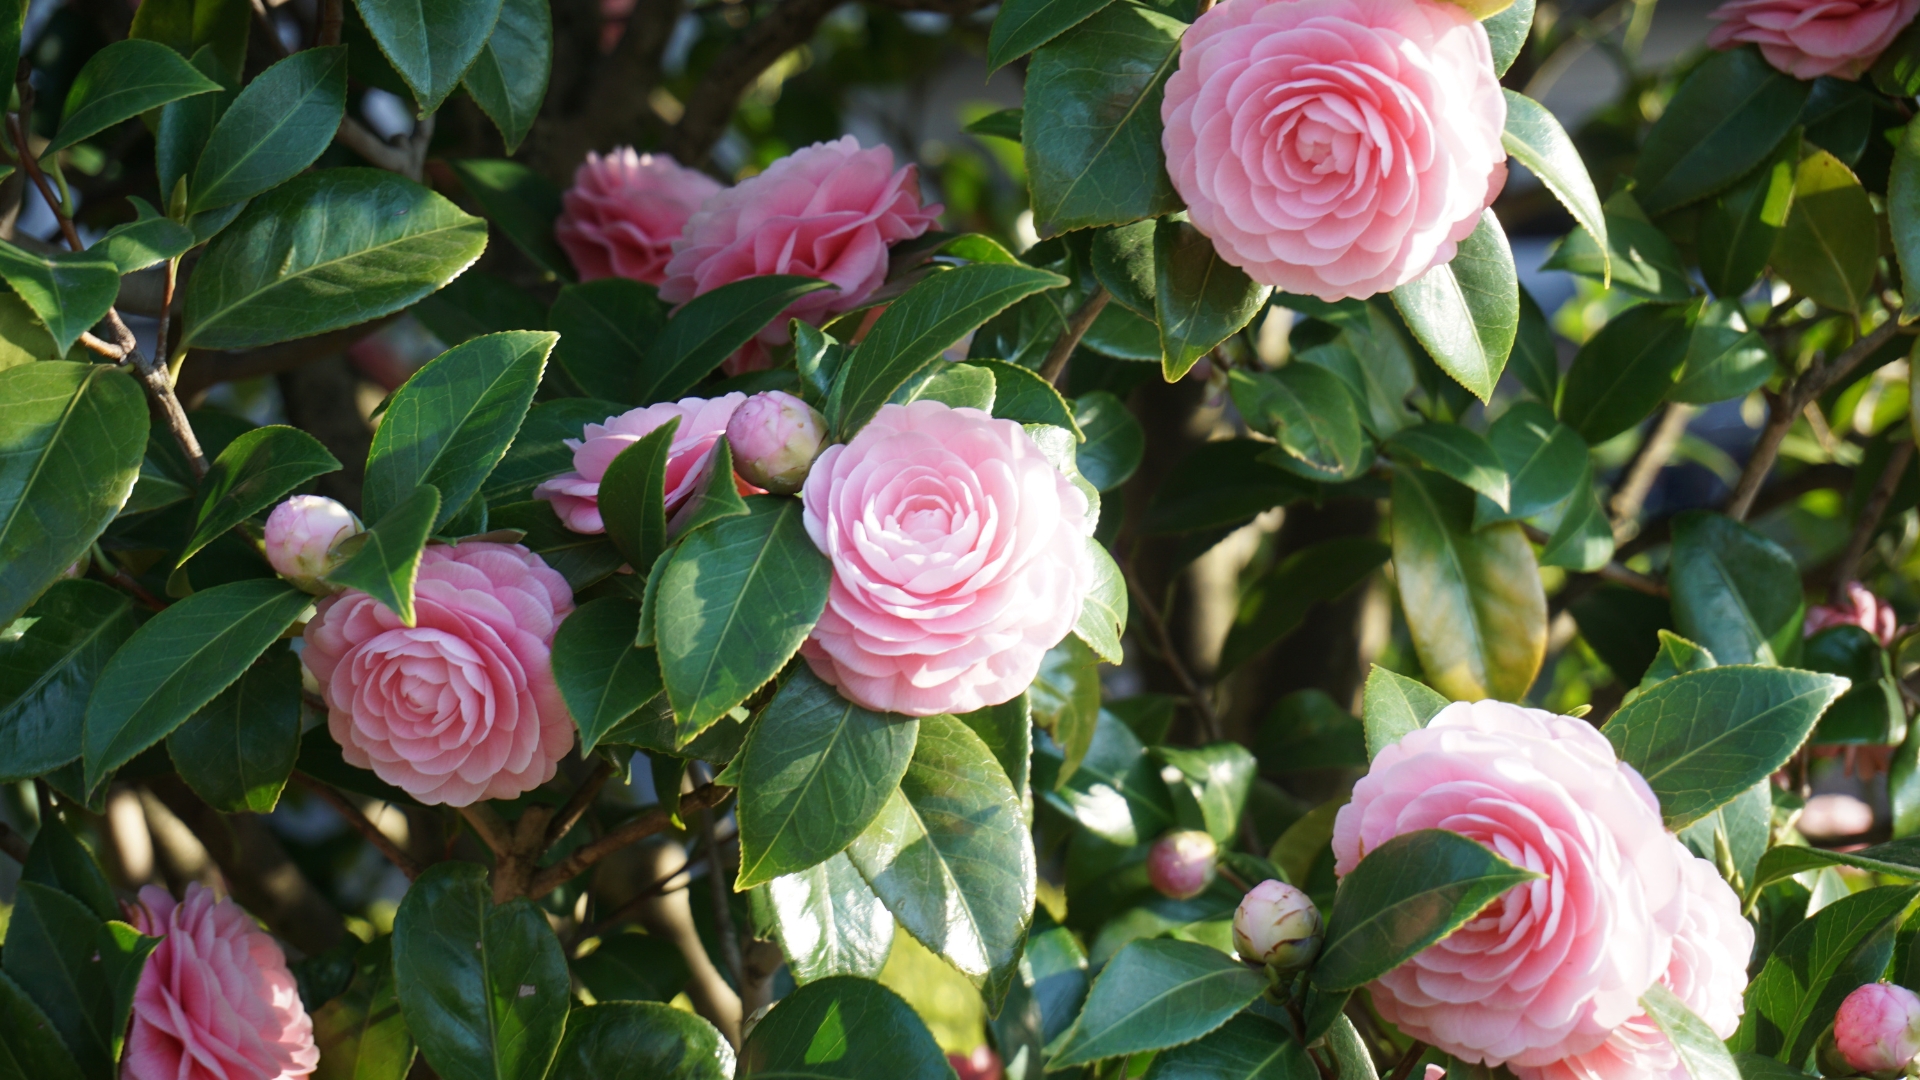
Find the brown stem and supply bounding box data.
[1519,523,1668,596]
[1120,555,1221,740]
[92,546,167,611]
[527,783,732,900]
[292,773,422,880]
[1039,287,1110,387]
[544,759,614,851]
[0,821,28,862]
[1830,438,1915,599]
[576,823,737,942]
[1608,402,1694,536]
[317,0,343,47]
[154,256,179,374]
[458,802,513,857]
[1387,1042,1429,1080]
[699,788,745,990]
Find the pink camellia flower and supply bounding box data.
[1510,845,1753,1080]
[1807,581,1903,648]
[1708,0,1920,79]
[1147,829,1220,900]
[264,495,362,594]
[659,136,941,373]
[1232,879,1323,970]
[1332,700,1687,1069]
[1160,0,1509,302]
[302,542,575,806]
[534,394,761,535]
[798,400,1094,716]
[125,883,318,1080]
[554,148,721,284]
[726,390,828,495]
[1836,983,1920,1076]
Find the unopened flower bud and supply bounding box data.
[1233,879,1321,972]
[725,390,827,495]
[1835,983,1920,1078]
[1147,830,1218,900]
[265,495,362,594]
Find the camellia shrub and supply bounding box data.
[9,0,1920,1077]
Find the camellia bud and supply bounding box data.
[1233,879,1322,972]
[1835,983,1920,1078]
[725,390,827,495]
[1146,829,1218,900]
[264,495,363,594]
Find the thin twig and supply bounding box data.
[527,783,732,900]
[292,773,423,880]
[1609,402,1694,536]
[458,802,514,857]
[576,824,738,943]
[1119,555,1221,740]
[1520,523,1668,597]
[1830,438,1915,598]
[316,0,343,47]
[155,256,179,376]
[1387,1042,1429,1080]
[544,759,614,851]
[92,544,166,611]
[700,789,746,990]
[0,821,27,862]
[1039,286,1109,387]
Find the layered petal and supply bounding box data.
[555,148,721,283]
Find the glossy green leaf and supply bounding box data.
[830,264,1064,437]
[549,1002,731,1080]
[1668,511,1803,666]
[0,241,121,356]
[958,694,1032,813]
[1220,539,1388,676]
[391,862,569,1080]
[1702,130,1799,300]
[591,418,675,576]
[1671,301,1773,405]
[1502,91,1606,267]
[1297,305,1420,437]
[95,214,196,274]
[1142,1010,1314,1080]
[846,711,1034,1005]
[987,0,1115,70]
[1157,742,1256,842]
[0,581,137,783]
[449,159,569,280]
[1091,219,1156,316]
[737,977,949,1079]
[1156,218,1272,381]
[182,169,487,351]
[551,598,661,755]
[1641,630,1720,690]
[1050,939,1266,1067]
[0,0,26,95]
[737,667,919,889]
[1675,778,1768,891]
[1361,665,1449,760]
[1041,701,1172,847]
[1536,463,1615,573]
[964,108,1023,142]
[312,937,417,1080]
[899,361,995,413]
[1772,149,1876,314]
[414,270,547,349]
[154,42,236,205]
[485,398,612,503]
[81,578,310,795]
[1558,301,1695,444]
[973,359,1080,433]
[1388,423,1510,511]
[1747,837,1920,901]
[179,425,339,570]
[1073,539,1127,665]
[656,498,830,744]
[1733,884,1919,1062]
[363,331,555,528]
[129,0,247,80]
[1030,636,1103,788]
[1643,983,1741,1080]
[672,437,751,538]
[1542,191,1693,304]
[639,275,832,405]
[165,645,300,813]
[1634,47,1809,215]
[1141,439,1313,535]
[463,0,550,153]
[550,278,665,404]
[1023,2,1185,237]
[0,969,87,1080]
[1602,665,1848,829]
[1390,467,1547,702]
[188,46,347,214]
[1474,402,1586,526]
[50,38,220,153]
[571,934,687,1004]
[1074,390,1144,492]
[20,814,116,921]
[1484,0,1534,76]
[2,883,147,1080]
[1314,829,1535,991]
[758,852,896,984]
[1229,366,1364,482]
[353,0,505,113]
[1391,211,1518,403]
[1896,123,1920,322]
[325,485,439,627]
[1511,289,1559,404]
[1804,626,1905,745]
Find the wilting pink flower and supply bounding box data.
[799,401,1094,716]
[1147,830,1220,900]
[302,542,574,806]
[1807,581,1903,648]
[1160,0,1508,301]
[1232,879,1322,970]
[1510,845,1752,1080]
[726,390,827,495]
[125,883,318,1080]
[264,495,362,594]
[1332,700,1686,1069]
[534,394,760,535]
[1708,0,1920,79]
[659,137,940,373]
[555,148,721,284]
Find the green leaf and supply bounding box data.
[1502,91,1607,271]
[485,399,611,504]
[1602,665,1848,829]
[639,275,833,405]
[1747,837,1920,901]
[737,976,950,1079]
[736,667,919,889]
[129,0,248,81]
[1542,191,1693,304]
[1896,123,1920,322]
[1390,211,1518,403]
[551,598,662,755]
[1229,366,1365,482]
[363,331,554,528]
[571,934,687,1003]
[1091,219,1156,316]
[0,969,87,1080]
[1634,47,1810,216]
[165,644,300,813]
[1772,149,1876,314]
[1049,939,1266,1067]
[656,498,830,744]
[154,43,237,205]
[1313,828,1535,991]
[1510,290,1559,405]
[1558,300,1695,444]
[94,214,196,274]
[587,417,675,576]
[414,270,547,349]
[1641,630,1720,691]
[900,362,996,411]
[1074,391,1144,492]
[1141,1010,1314,1080]
[671,437,751,538]
[448,159,568,280]
[353,0,505,113]
[0,241,121,355]
[0,0,26,94]
[1804,625,1905,745]
[391,862,569,1080]
[1142,439,1313,534]
[959,694,1032,813]
[1642,983,1741,1080]
[0,581,138,782]
[846,711,1034,1005]
[1361,665,1449,760]
[1073,539,1127,665]
[1671,300,1773,405]
[81,578,310,795]
[1155,219,1272,381]
[1389,467,1547,703]
[1023,2,1185,237]
[1030,636,1103,788]
[178,424,340,570]
[757,852,897,984]
[829,264,1065,437]
[549,1003,732,1080]
[20,814,116,921]
[181,169,487,351]
[49,38,221,153]
[964,108,1024,142]
[1484,0,1534,76]
[973,359,1079,433]
[1701,130,1800,300]
[312,937,418,1080]
[325,485,439,627]
[550,278,664,405]
[2,883,145,1080]
[1157,742,1256,842]
[463,0,550,154]
[988,0,1115,71]
[1474,402,1586,526]
[1537,463,1615,572]
[1676,778,1768,890]
[1220,539,1388,676]
[1388,423,1510,511]
[1668,511,1803,666]
[188,46,347,214]
[1733,884,1919,1062]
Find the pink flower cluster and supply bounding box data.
[554,137,941,370]
[1708,0,1920,79]
[1335,700,1752,1079]
[1807,581,1905,649]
